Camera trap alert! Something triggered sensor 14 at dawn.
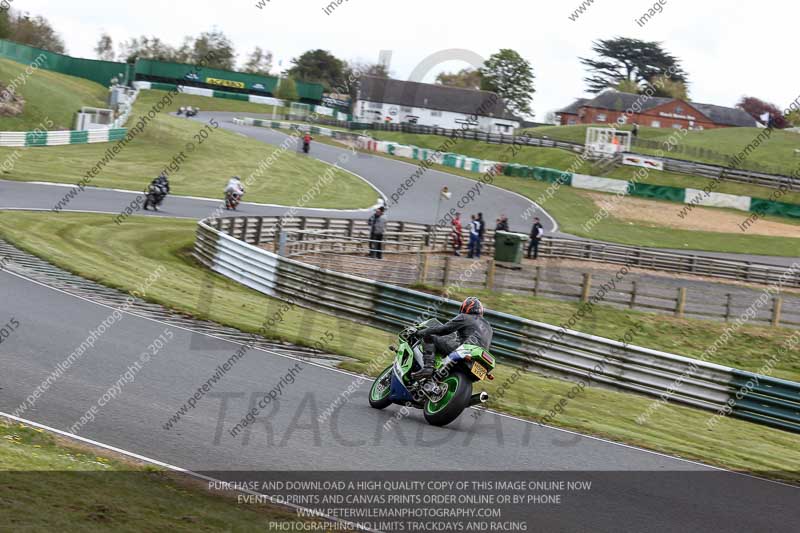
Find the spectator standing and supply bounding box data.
[369,207,387,259]
[476,212,485,258]
[467,215,480,259]
[451,212,463,256]
[528,217,544,260]
[632,123,639,138]
[495,215,509,232]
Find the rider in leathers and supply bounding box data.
[411,297,493,380]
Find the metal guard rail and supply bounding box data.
[194,216,800,434]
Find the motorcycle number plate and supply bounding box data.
[471,362,487,380]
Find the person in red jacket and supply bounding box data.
[302,133,312,153]
[451,212,463,256]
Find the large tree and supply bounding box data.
[435,68,482,90]
[94,33,115,61]
[580,37,688,93]
[118,30,236,68]
[118,36,176,63]
[339,60,389,99]
[7,12,66,53]
[275,77,298,101]
[286,49,345,90]
[242,46,273,76]
[479,49,535,116]
[190,29,235,69]
[737,96,788,129]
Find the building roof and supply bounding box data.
[559,90,758,127]
[556,98,590,115]
[358,76,518,121]
[690,102,758,127]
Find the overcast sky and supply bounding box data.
[20,0,800,120]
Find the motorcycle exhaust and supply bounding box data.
[469,392,489,406]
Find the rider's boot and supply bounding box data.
[411,352,435,380]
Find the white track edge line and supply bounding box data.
[2,266,797,489]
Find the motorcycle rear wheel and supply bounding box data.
[423,369,472,427]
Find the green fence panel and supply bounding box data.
[532,166,572,185]
[69,130,89,144]
[627,182,686,203]
[135,58,279,94]
[749,198,800,219]
[24,130,47,147]
[108,128,128,141]
[150,82,178,91]
[213,90,249,101]
[0,39,129,87]
[295,80,325,101]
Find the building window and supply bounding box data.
[596,113,607,122]
[401,106,413,113]
[675,105,683,114]
[568,118,577,125]
[367,101,383,109]
[430,110,443,117]
[672,123,682,129]
[651,120,661,128]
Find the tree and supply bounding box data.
[118,36,176,63]
[787,109,800,128]
[94,33,115,61]
[287,49,345,91]
[479,49,535,116]
[649,74,689,100]
[0,10,12,40]
[243,46,273,76]
[340,60,390,99]
[435,68,482,90]
[737,96,788,129]
[8,13,66,53]
[190,29,235,69]
[275,77,298,101]
[615,79,640,94]
[580,37,688,93]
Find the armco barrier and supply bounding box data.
[233,117,335,137]
[0,127,128,147]
[193,215,800,433]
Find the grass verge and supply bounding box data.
[316,136,800,257]
[0,57,108,131]
[0,89,377,208]
[368,129,800,205]
[0,417,332,531]
[523,123,800,177]
[0,211,798,481]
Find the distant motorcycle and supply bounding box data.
[302,141,310,154]
[225,191,243,210]
[185,107,199,117]
[143,185,167,211]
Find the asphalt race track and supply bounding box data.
[1,114,798,531]
[1,263,798,531]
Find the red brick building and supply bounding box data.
[557,91,757,129]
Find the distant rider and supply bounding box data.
[144,173,170,211]
[411,297,494,380]
[224,176,245,209]
[303,133,312,153]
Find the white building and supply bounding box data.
[354,76,519,134]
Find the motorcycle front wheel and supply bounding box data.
[369,365,393,410]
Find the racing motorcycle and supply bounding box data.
[225,190,243,210]
[369,318,495,427]
[143,184,168,211]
